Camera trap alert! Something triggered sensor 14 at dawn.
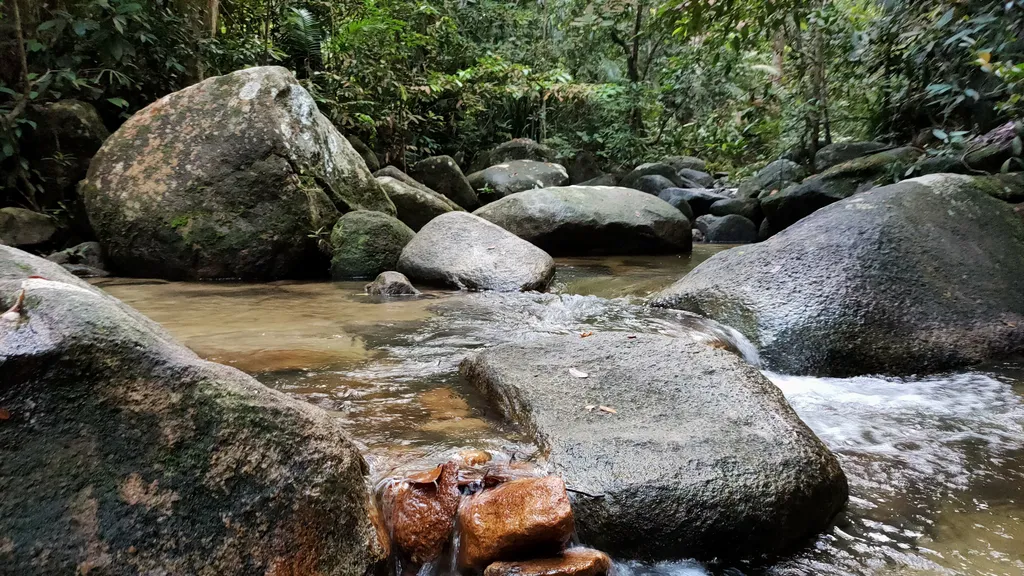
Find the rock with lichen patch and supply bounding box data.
[80,66,394,280]
[0,244,387,575]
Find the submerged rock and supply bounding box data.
[81,66,393,280]
[460,333,847,561]
[398,212,554,292]
[381,461,461,568]
[484,548,612,576]
[457,476,575,572]
[0,245,386,574]
[365,271,420,296]
[330,211,415,279]
[473,186,691,256]
[654,174,1024,376]
[468,160,569,202]
[0,207,59,249]
[377,175,460,232]
[410,155,481,210]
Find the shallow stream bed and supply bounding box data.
[97,246,1024,576]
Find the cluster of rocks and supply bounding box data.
[379,453,612,576]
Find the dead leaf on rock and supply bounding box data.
[626,335,637,340]
[584,405,596,412]
[406,465,444,486]
[0,408,9,421]
[598,406,617,414]
[580,331,594,338]
[569,368,589,378]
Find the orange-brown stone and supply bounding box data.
[483,548,613,576]
[456,476,574,572]
[381,461,461,566]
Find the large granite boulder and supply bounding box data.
[377,175,461,231]
[755,159,806,191]
[397,212,554,292]
[330,210,415,279]
[654,174,1024,376]
[80,66,393,280]
[761,146,923,231]
[0,245,386,574]
[467,160,569,203]
[655,188,695,221]
[409,156,480,210]
[677,168,715,188]
[346,135,380,172]
[814,141,889,172]
[0,207,59,249]
[460,333,848,561]
[473,186,691,256]
[471,138,558,172]
[630,174,676,195]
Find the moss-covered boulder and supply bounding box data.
[0,245,387,574]
[814,141,889,172]
[654,174,1024,376]
[80,66,394,280]
[330,210,415,279]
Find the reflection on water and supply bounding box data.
[96,249,1024,576]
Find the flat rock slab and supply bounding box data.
[473,186,691,256]
[460,333,847,562]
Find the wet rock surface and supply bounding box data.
[457,476,575,572]
[655,173,1024,376]
[468,160,569,203]
[474,186,691,256]
[81,66,393,280]
[0,245,386,574]
[330,210,415,279]
[484,548,612,576]
[381,461,462,567]
[411,156,482,210]
[460,332,848,561]
[398,212,555,292]
[365,271,420,296]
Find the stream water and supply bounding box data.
[96,246,1024,576]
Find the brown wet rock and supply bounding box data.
[457,476,574,572]
[381,461,462,567]
[484,548,613,576]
